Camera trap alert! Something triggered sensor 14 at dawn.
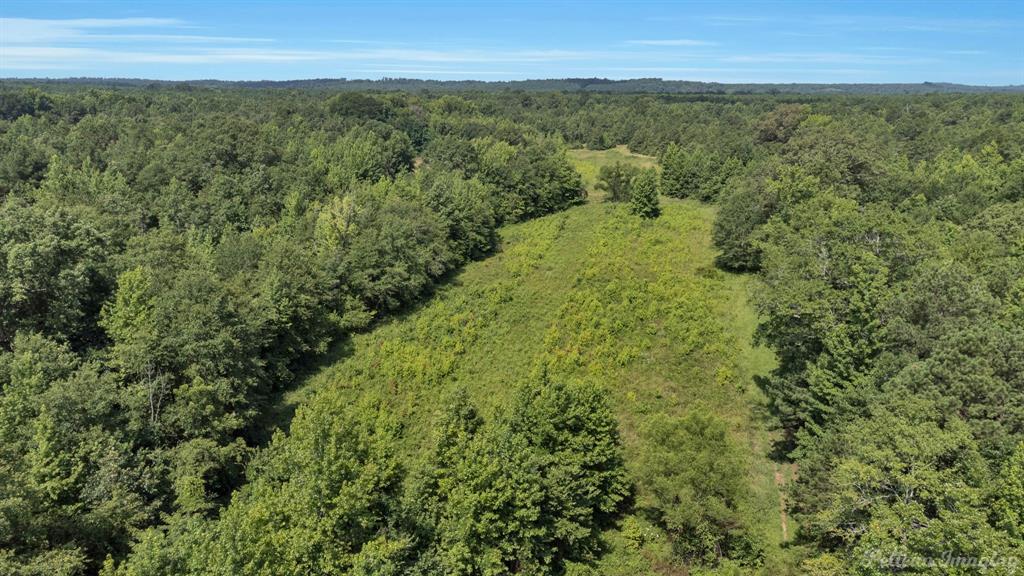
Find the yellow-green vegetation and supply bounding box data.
[285,194,790,573]
[568,145,657,200]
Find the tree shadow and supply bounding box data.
[241,246,494,449]
[244,335,355,448]
[750,374,797,462]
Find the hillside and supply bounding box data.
[273,154,791,572]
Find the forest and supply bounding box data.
[0,84,1023,575]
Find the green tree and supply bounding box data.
[635,411,760,565]
[661,143,740,202]
[993,442,1024,540]
[418,168,498,260]
[322,122,414,190]
[795,407,1017,576]
[595,162,640,202]
[199,395,403,576]
[755,103,810,144]
[658,143,701,199]
[630,169,660,218]
[0,198,111,348]
[0,334,152,575]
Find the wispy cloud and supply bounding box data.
[626,39,718,46]
[945,49,987,56]
[335,48,601,63]
[706,15,777,25]
[1,44,617,70]
[1,12,1015,83]
[884,18,1014,32]
[705,13,1021,33]
[346,68,513,77]
[1,46,331,69]
[327,39,395,45]
[722,52,939,66]
[606,66,872,75]
[1,17,628,70]
[2,17,181,43]
[83,34,274,43]
[0,17,270,45]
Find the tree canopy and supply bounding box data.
[1,84,1022,575]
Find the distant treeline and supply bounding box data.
[5,76,1024,94]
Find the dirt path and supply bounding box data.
[774,465,789,542]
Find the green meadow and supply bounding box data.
[281,149,792,573]
[568,145,658,201]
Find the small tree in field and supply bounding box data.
[596,162,640,202]
[630,169,660,219]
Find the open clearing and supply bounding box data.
[568,145,658,202]
[282,148,788,573]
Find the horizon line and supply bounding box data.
[3,76,1023,88]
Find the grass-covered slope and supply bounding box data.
[276,182,789,571]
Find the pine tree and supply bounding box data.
[659,143,683,198]
[659,143,702,199]
[630,169,660,218]
[595,162,640,202]
[994,442,1024,539]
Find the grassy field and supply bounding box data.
[568,145,658,201]
[281,149,790,573]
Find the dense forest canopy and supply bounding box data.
[0,83,1022,575]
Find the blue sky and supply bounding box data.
[1,1,1022,84]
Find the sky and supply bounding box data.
[1,1,1022,85]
